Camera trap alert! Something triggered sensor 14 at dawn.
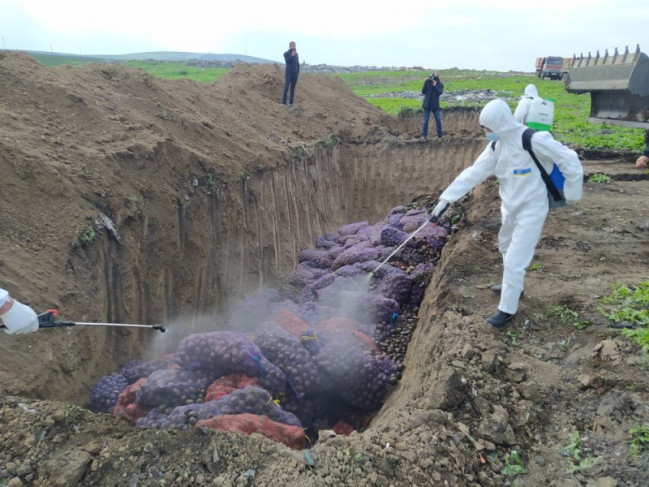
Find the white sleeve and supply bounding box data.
[0,288,8,308]
[440,144,498,203]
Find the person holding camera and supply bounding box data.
[421,73,444,139]
[282,41,300,106]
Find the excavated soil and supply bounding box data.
[1,52,649,486]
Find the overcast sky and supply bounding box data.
[1,0,646,72]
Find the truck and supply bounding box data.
[535,56,567,80]
[565,45,649,129]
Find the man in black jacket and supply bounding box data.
[421,73,444,139]
[282,41,300,106]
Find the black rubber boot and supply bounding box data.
[486,311,514,328]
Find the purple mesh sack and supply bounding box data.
[90,372,128,413]
[338,221,369,236]
[149,385,302,430]
[297,248,335,269]
[399,210,429,232]
[289,263,329,287]
[255,355,286,396]
[120,356,179,384]
[377,268,413,305]
[176,331,263,378]
[135,368,214,408]
[254,329,322,398]
[379,225,409,247]
[315,235,337,250]
[316,341,397,412]
[331,242,380,270]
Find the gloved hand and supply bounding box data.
[430,199,450,221]
[1,298,39,334]
[636,155,648,168]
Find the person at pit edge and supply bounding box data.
[429,99,583,328]
[282,41,300,106]
[421,73,444,139]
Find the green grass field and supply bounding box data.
[30,56,646,152]
[123,61,229,83]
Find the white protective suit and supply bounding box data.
[513,84,539,124]
[0,287,39,334]
[439,99,583,314]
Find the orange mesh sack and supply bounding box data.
[113,378,150,424]
[197,413,306,450]
[205,374,260,402]
[274,308,310,336]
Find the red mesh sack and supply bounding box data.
[113,378,150,424]
[315,316,362,337]
[316,316,378,352]
[274,308,310,336]
[197,413,306,450]
[332,420,354,436]
[205,373,260,402]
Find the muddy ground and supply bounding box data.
[1,52,648,486]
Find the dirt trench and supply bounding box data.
[0,51,486,403]
[1,53,649,486]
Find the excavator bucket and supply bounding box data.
[565,45,649,128]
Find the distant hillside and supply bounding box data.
[22,50,274,64]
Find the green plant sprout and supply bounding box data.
[547,305,593,330]
[505,330,520,345]
[587,173,612,183]
[599,280,649,354]
[629,425,649,457]
[563,431,599,472]
[529,263,543,271]
[71,225,98,249]
[501,450,526,476]
[65,405,84,425]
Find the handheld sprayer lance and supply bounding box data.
[369,204,448,278]
[1,309,166,333]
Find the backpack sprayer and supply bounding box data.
[1,309,166,333]
[369,204,448,279]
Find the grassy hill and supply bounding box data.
[21,52,648,153]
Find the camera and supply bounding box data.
[427,73,439,82]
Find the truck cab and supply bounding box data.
[536,56,565,80]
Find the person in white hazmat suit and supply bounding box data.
[0,288,39,334]
[429,99,583,327]
[513,83,540,124]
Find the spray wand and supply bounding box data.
[1,309,166,333]
[369,204,448,279]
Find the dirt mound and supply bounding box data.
[1,52,649,486]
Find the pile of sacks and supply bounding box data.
[91,206,449,448]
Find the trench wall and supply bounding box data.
[3,114,487,403]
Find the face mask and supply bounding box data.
[486,132,499,141]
